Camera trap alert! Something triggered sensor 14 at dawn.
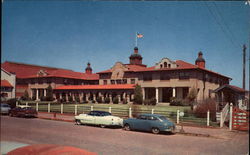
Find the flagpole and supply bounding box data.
[135,32,137,47]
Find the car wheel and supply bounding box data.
[100,125,106,128]
[124,124,131,131]
[75,120,81,125]
[152,127,160,134]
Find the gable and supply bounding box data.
[155,58,177,69]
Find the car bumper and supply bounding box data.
[162,126,175,132]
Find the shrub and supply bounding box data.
[113,96,119,104]
[143,98,157,105]
[91,100,96,104]
[170,97,183,106]
[75,96,80,103]
[133,84,143,105]
[46,85,54,101]
[104,97,110,104]
[143,99,151,105]
[187,88,198,102]
[21,90,30,101]
[96,96,103,103]
[122,99,127,104]
[68,96,73,102]
[40,96,47,101]
[193,98,216,121]
[131,104,141,118]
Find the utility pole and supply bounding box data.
[243,44,246,90]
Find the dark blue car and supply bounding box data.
[123,114,175,134]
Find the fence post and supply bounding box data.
[48,103,50,113]
[151,109,154,114]
[109,107,112,113]
[61,104,63,114]
[16,101,18,107]
[75,105,77,115]
[36,102,38,112]
[229,103,233,131]
[177,110,180,124]
[207,110,210,126]
[129,107,132,118]
[26,102,28,107]
[91,106,93,111]
[220,112,223,128]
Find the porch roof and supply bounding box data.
[54,84,135,90]
[213,84,247,93]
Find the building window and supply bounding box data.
[131,79,135,84]
[160,73,170,80]
[164,62,167,68]
[143,74,152,81]
[160,64,163,68]
[168,64,171,68]
[122,79,127,84]
[103,80,107,85]
[179,72,190,80]
[111,80,115,84]
[116,79,122,84]
[183,88,189,98]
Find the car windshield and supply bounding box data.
[22,107,33,110]
[1,104,10,107]
[100,112,111,116]
[159,116,168,121]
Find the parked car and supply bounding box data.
[9,105,37,118]
[75,110,123,128]
[0,103,11,115]
[123,114,175,134]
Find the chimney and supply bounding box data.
[85,62,92,74]
[195,51,206,68]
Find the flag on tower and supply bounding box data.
[137,33,143,38]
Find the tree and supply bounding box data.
[133,84,143,105]
[187,87,198,110]
[21,90,30,101]
[46,85,54,101]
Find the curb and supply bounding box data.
[38,116,74,123]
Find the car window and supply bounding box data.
[159,116,168,121]
[88,111,96,116]
[1,104,10,107]
[147,116,158,121]
[138,115,147,120]
[100,112,111,116]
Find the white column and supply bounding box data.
[66,93,69,102]
[59,93,62,99]
[80,92,83,102]
[93,94,96,101]
[72,93,75,101]
[61,104,63,114]
[177,110,180,124]
[155,87,159,103]
[207,110,210,126]
[109,94,112,104]
[127,94,130,103]
[36,89,39,100]
[142,88,145,100]
[44,89,47,97]
[172,87,176,97]
[229,103,233,131]
[118,95,121,103]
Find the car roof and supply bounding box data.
[139,113,163,117]
[17,105,31,108]
[91,111,110,113]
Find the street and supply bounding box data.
[1,116,249,155]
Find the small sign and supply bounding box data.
[179,112,184,117]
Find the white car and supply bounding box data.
[75,110,123,128]
[0,103,11,115]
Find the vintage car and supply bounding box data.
[9,105,37,118]
[123,114,175,134]
[0,103,11,115]
[75,110,123,128]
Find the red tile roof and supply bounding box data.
[213,84,247,93]
[1,61,99,80]
[97,60,231,79]
[54,84,135,90]
[1,80,13,87]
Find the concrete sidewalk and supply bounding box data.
[37,112,247,139]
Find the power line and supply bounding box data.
[204,1,242,49]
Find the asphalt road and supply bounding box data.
[1,116,249,155]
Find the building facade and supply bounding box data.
[1,68,16,100]
[1,47,232,104]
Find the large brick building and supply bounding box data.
[1,47,234,104]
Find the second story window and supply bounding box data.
[160,73,170,80]
[122,79,127,84]
[179,72,190,80]
[111,80,115,84]
[130,79,135,84]
[143,74,152,81]
[116,79,122,84]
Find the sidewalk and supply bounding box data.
[37,112,247,139]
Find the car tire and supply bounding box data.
[152,127,160,134]
[75,120,81,125]
[100,125,106,128]
[124,124,131,131]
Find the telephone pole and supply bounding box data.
[243,44,246,90]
